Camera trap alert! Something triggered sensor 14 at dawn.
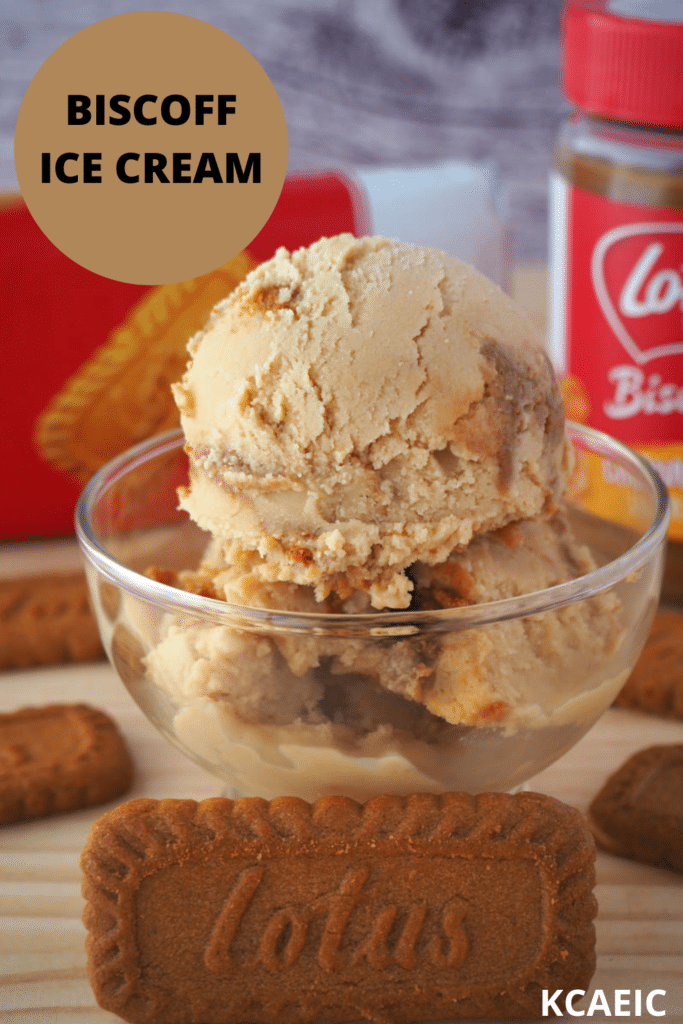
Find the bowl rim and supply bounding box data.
[75,422,670,635]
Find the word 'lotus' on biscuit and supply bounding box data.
[80,791,597,1024]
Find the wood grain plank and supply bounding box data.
[596,920,683,955]
[0,977,103,1011]
[596,885,683,919]
[0,851,81,882]
[0,917,85,956]
[0,881,83,919]
[1,1013,118,1023]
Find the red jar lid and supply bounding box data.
[563,0,683,129]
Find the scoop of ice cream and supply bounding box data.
[407,513,622,728]
[173,234,570,609]
[160,509,621,732]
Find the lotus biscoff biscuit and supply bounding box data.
[615,610,683,720]
[588,745,683,874]
[81,791,597,1024]
[0,703,134,824]
[0,572,103,670]
[35,252,255,486]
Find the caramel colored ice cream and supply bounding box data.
[149,511,620,731]
[119,234,626,800]
[136,508,623,801]
[173,234,570,609]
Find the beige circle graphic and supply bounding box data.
[14,13,288,284]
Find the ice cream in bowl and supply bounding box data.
[75,235,669,800]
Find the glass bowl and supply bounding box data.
[75,423,669,801]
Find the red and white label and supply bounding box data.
[550,176,683,535]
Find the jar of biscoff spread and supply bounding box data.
[549,0,683,599]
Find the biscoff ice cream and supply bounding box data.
[172,234,570,609]
[133,506,624,801]
[122,234,628,799]
[148,511,621,731]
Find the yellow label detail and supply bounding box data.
[569,444,683,541]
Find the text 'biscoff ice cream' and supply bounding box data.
[172,234,571,609]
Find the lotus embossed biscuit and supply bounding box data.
[0,704,133,824]
[588,744,683,874]
[100,234,632,799]
[80,792,598,1024]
